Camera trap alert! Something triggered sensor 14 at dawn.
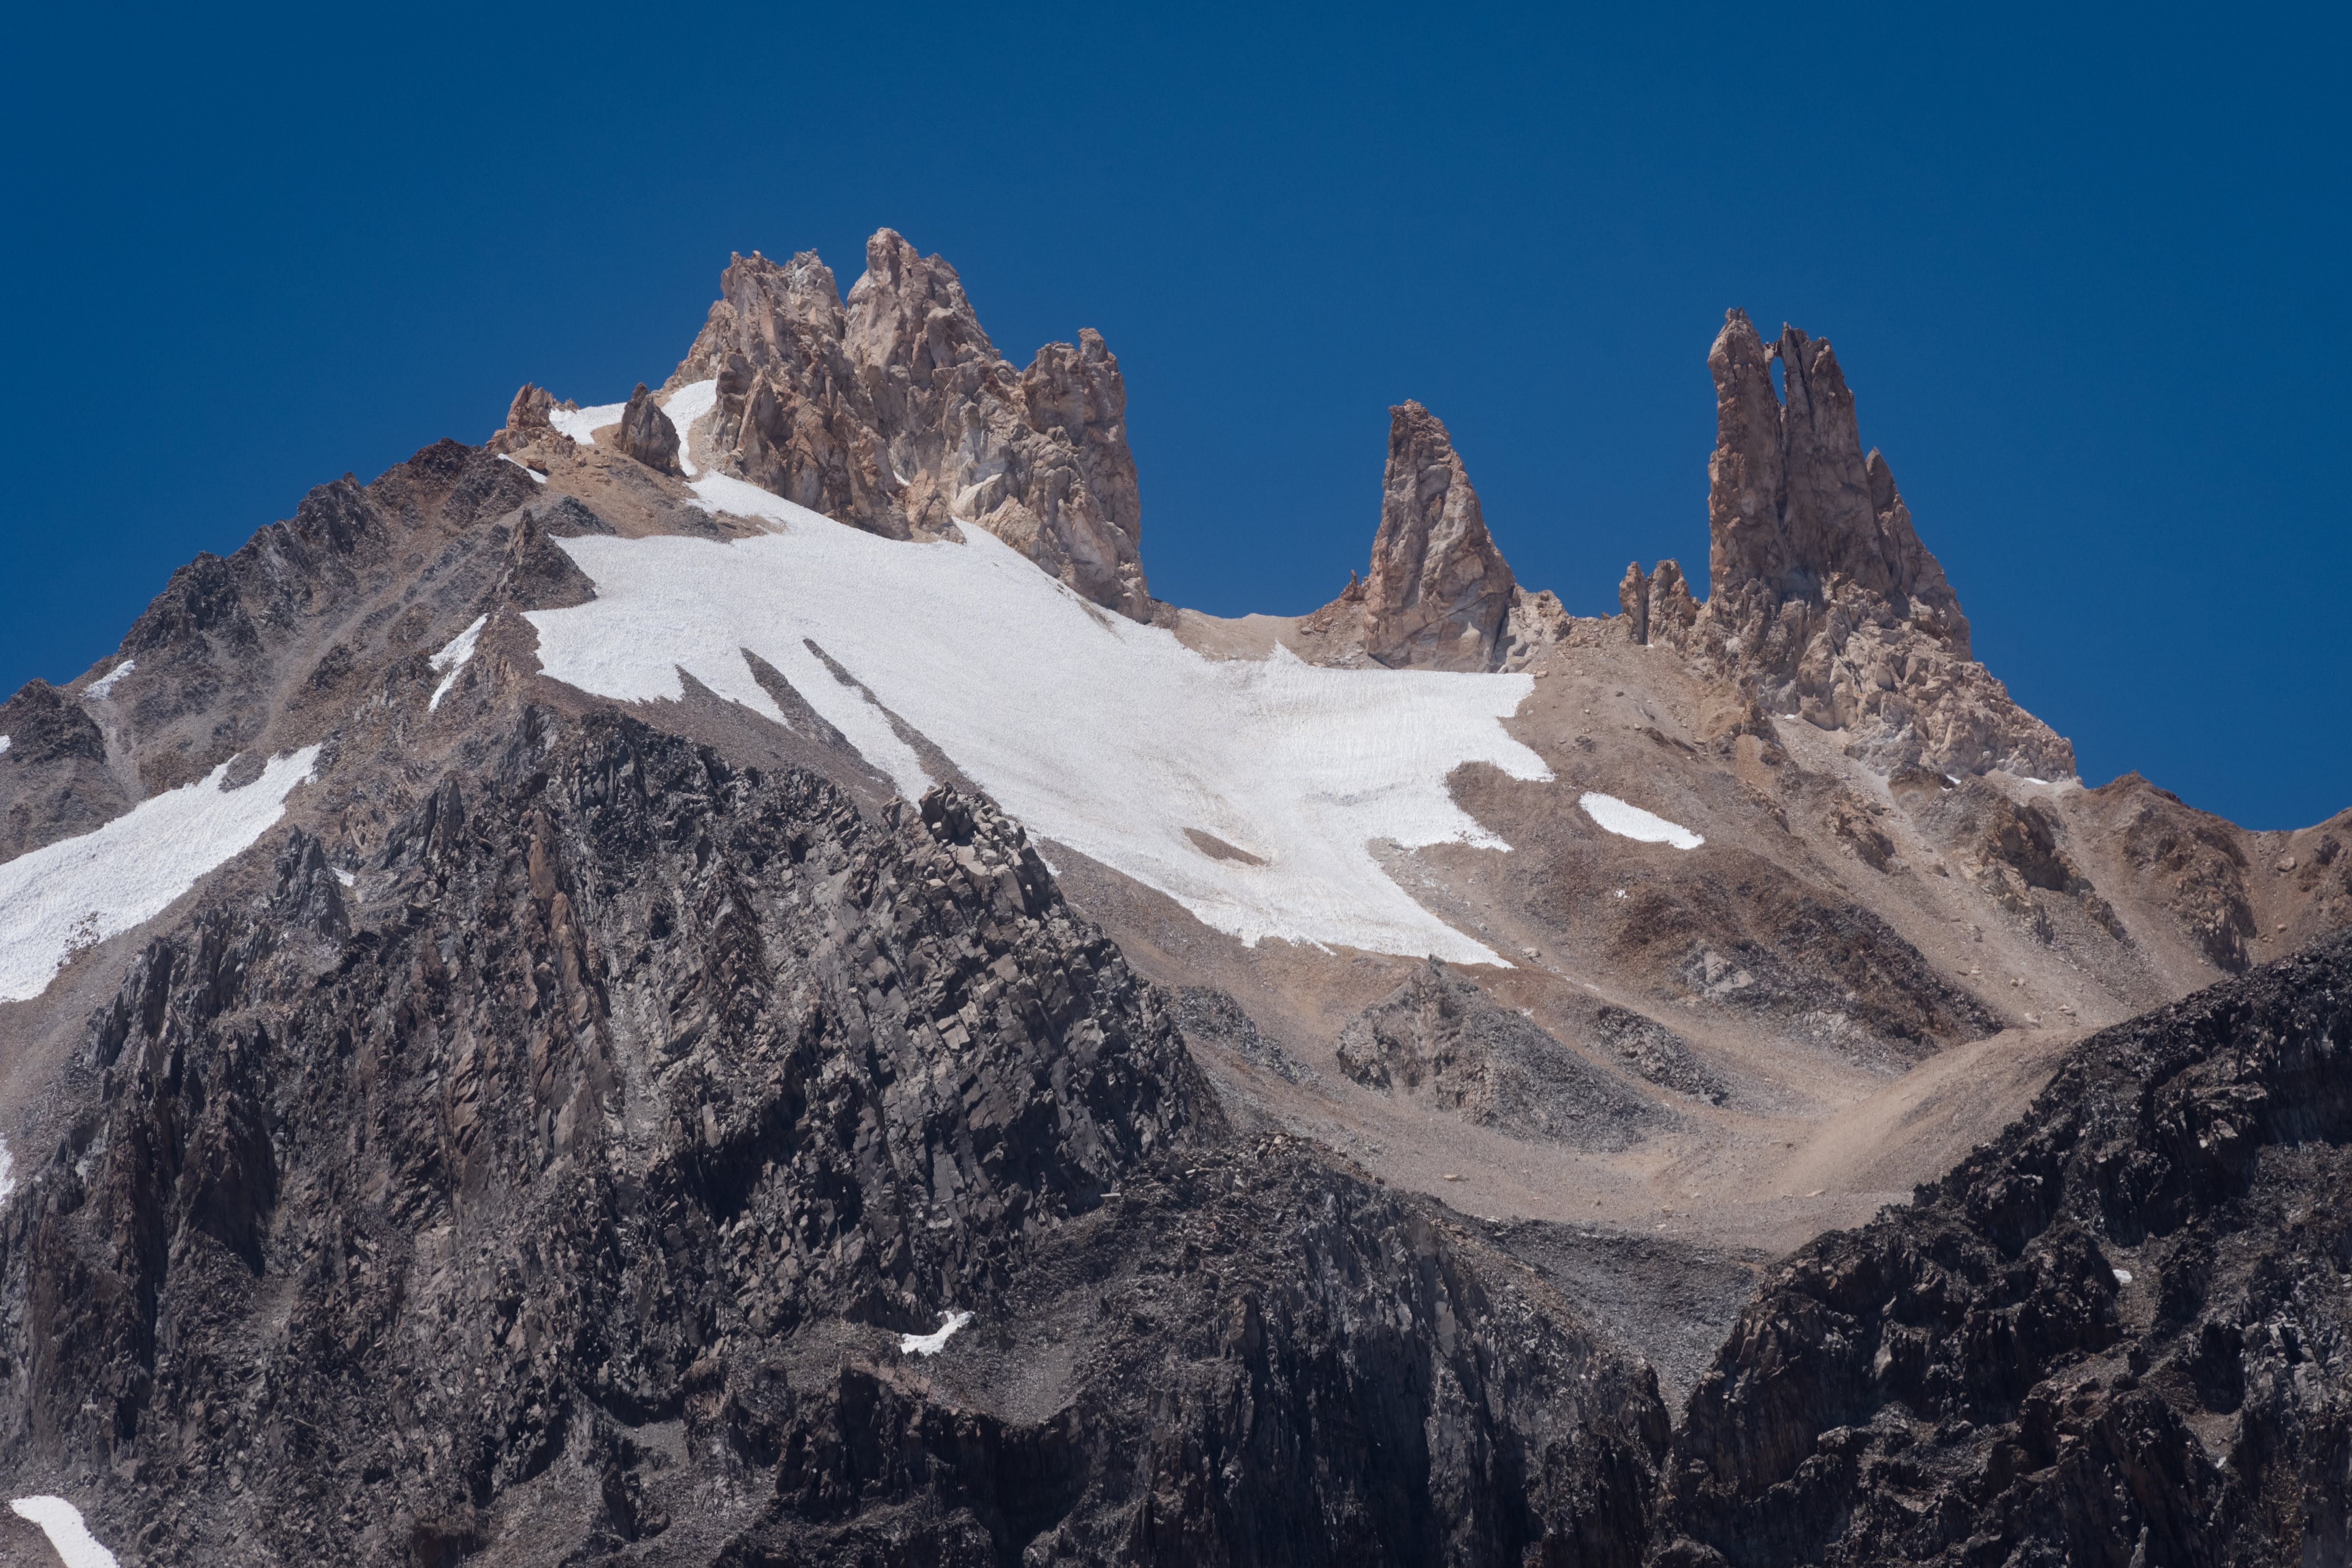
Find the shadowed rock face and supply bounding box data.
[0,714,1670,1564]
[669,232,1151,618]
[1651,929,2352,1568]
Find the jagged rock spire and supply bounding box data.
[671,231,1151,619]
[1705,309,1964,644]
[1673,308,2073,779]
[1360,403,1522,670]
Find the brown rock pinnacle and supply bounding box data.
[1677,308,2072,778]
[1360,402,1521,670]
[672,232,1152,617]
[614,384,681,474]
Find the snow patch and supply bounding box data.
[84,660,134,700]
[526,508,1550,964]
[0,735,10,757]
[1579,792,1703,850]
[2112,1268,2134,1286]
[0,1141,13,1208]
[498,453,549,485]
[899,1310,973,1356]
[428,616,488,711]
[549,401,625,447]
[660,379,718,477]
[0,748,322,1003]
[334,868,355,887]
[10,1496,121,1568]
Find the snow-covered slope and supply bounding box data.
[0,748,320,1003]
[527,494,1550,963]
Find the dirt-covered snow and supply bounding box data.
[0,748,321,1003]
[526,497,1549,963]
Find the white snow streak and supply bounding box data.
[1578,791,1703,851]
[0,748,321,1003]
[549,401,625,447]
[899,1310,973,1356]
[84,660,134,700]
[0,1141,13,1209]
[0,735,11,757]
[660,379,718,476]
[428,616,489,711]
[498,453,549,485]
[334,868,356,887]
[9,1496,121,1568]
[527,497,1549,963]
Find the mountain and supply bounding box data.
[0,230,2346,1566]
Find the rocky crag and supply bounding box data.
[1621,310,2076,780]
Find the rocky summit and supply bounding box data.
[0,232,2346,1567]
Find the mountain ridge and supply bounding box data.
[0,228,2347,1565]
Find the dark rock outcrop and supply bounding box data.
[1335,958,1666,1148]
[0,717,1670,1564]
[1651,928,2352,1568]
[0,678,131,858]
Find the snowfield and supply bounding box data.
[1578,791,1704,850]
[84,659,134,700]
[429,615,488,710]
[0,748,321,1003]
[548,400,624,447]
[662,378,717,474]
[9,1497,120,1567]
[526,495,1551,963]
[900,1310,974,1356]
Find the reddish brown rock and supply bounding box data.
[673,233,1151,615]
[1691,308,2072,780]
[613,383,680,474]
[1359,402,1520,669]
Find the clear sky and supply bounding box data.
[2,3,2343,828]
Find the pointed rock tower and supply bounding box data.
[1638,308,2074,779]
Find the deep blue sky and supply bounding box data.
[2,4,2343,828]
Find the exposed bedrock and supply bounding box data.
[1651,929,2352,1568]
[667,232,1152,618]
[1301,401,1567,671]
[0,714,1670,1564]
[1628,309,2074,781]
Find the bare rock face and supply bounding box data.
[1358,402,1521,669]
[1655,309,2073,780]
[1334,958,1665,1148]
[487,383,557,454]
[1301,402,1564,671]
[675,234,1152,617]
[1653,930,2352,1568]
[613,383,680,474]
[0,678,131,859]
